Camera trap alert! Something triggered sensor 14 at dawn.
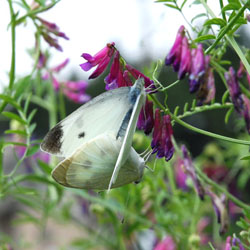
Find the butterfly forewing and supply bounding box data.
[41,87,132,158]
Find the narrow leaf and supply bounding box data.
[193,34,216,43]
[0,94,22,111]
[4,129,28,136]
[204,18,227,27]
[225,106,234,124]
[164,3,179,10]
[2,111,27,124]
[222,3,241,12]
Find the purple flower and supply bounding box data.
[80,42,116,79]
[52,58,70,73]
[178,36,191,79]
[225,67,250,133]
[63,88,90,104]
[188,44,206,93]
[38,17,69,40]
[37,52,47,69]
[181,145,205,200]
[225,67,243,113]
[41,33,63,52]
[206,191,228,235]
[151,109,174,161]
[126,64,155,90]
[197,67,216,105]
[63,80,90,104]
[174,158,188,191]
[242,95,250,133]
[154,236,176,250]
[38,17,69,52]
[105,51,129,90]
[42,59,90,104]
[165,25,185,71]
[225,236,245,250]
[137,98,154,135]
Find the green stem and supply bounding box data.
[227,35,250,76]
[178,103,233,119]
[219,0,226,21]
[160,80,180,92]
[202,0,249,55]
[0,0,17,113]
[7,0,16,91]
[195,167,250,212]
[15,1,60,24]
[172,113,250,146]
[150,94,250,146]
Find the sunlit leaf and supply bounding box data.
[2,111,27,125]
[193,34,216,42]
[204,18,227,27]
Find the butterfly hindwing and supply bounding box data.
[52,133,144,190]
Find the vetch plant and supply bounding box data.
[1,0,250,249]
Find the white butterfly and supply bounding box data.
[41,78,146,190]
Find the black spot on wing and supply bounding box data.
[78,132,85,138]
[116,108,132,139]
[41,124,63,154]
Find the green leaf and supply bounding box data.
[4,129,28,136]
[180,0,188,9]
[2,111,27,124]
[191,13,207,24]
[240,155,250,160]
[37,159,52,174]
[191,99,197,110]
[225,106,234,124]
[27,144,40,157]
[14,75,31,99]
[222,3,241,12]
[164,3,179,10]
[204,18,227,27]
[174,106,179,116]
[222,90,229,104]
[193,34,216,42]
[28,123,37,135]
[0,94,22,111]
[27,109,37,124]
[220,60,232,65]
[3,142,27,149]
[184,102,189,112]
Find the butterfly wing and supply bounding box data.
[41,87,133,158]
[52,133,144,190]
[108,78,146,189]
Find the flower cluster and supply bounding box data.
[80,43,174,161]
[180,145,205,199]
[151,109,174,161]
[42,57,90,103]
[225,236,245,250]
[80,42,155,90]
[37,17,69,52]
[225,66,250,133]
[174,145,231,234]
[154,236,176,250]
[165,26,215,104]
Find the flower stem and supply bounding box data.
[7,0,16,91]
[195,166,250,212]
[150,94,250,146]
[202,0,249,55]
